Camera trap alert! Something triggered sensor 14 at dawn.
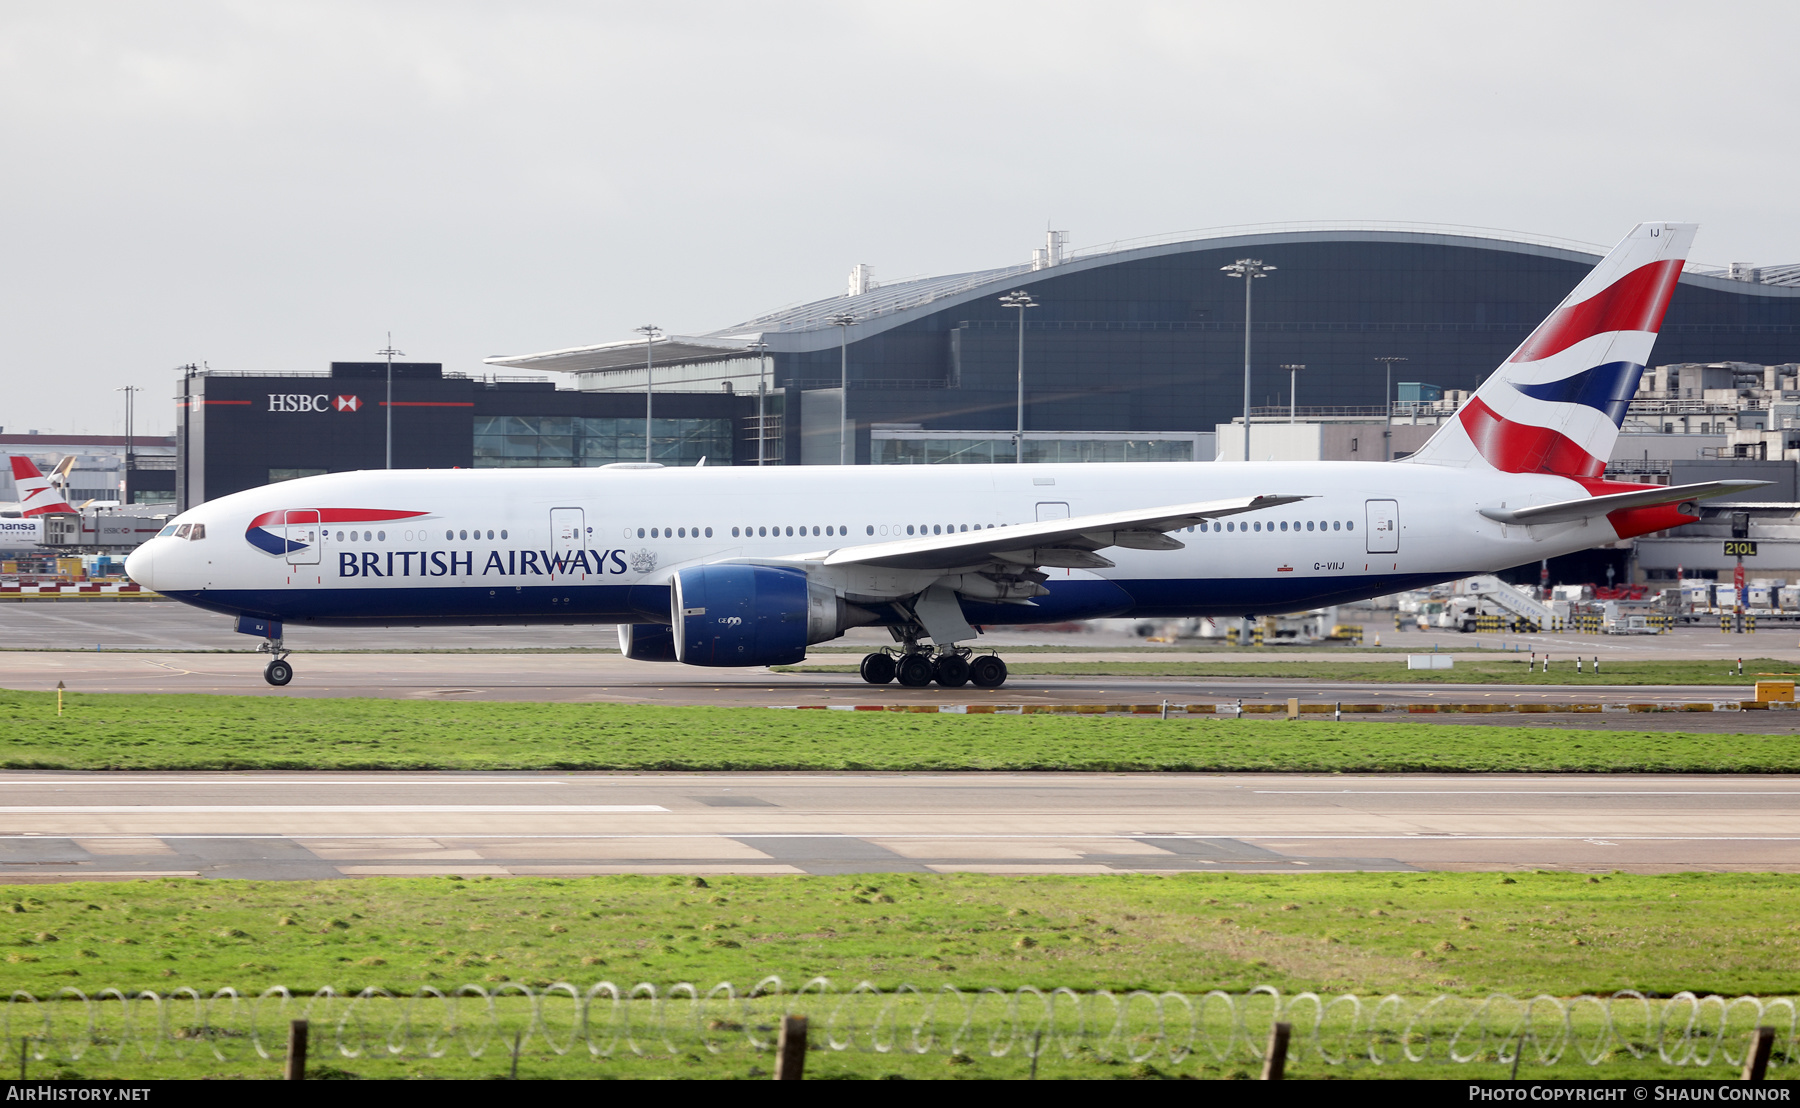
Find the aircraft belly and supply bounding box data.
[159,584,646,626]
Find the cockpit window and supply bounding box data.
[174,524,191,538]
[189,524,206,540]
[157,525,178,537]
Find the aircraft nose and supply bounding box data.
[125,544,154,590]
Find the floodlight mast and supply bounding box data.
[998,291,1038,463]
[1221,260,1275,460]
[829,314,855,464]
[748,339,769,467]
[1374,356,1408,461]
[635,325,662,463]
[1280,365,1304,425]
[376,333,404,469]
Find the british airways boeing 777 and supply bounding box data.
[126,222,1759,687]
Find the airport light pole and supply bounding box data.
[747,339,769,466]
[999,291,1038,463]
[116,385,140,505]
[1222,259,1275,460]
[376,334,404,469]
[635,325,662,463]
[1374,356,1407,461]
[1280,365,1304,425]
[829,313,855,465]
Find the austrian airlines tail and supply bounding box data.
[1403,222,1695,476]
[7,456,76,516]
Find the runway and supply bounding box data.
[0,772,1795,881]
[3,649,1793,731]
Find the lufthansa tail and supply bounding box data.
[1403,221,1695,476]
[8,456,77,516]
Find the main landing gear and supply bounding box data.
[258,638,294,687]
[859,647,1008,689]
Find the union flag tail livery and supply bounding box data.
[1404,222,1695,476]
[7,456,76,516]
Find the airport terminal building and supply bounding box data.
[487,223,1800,465]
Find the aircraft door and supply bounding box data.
[1365,499,1399,554]
[1036,502,1070,521]
[550,507,587,580]
[284,509,320,565]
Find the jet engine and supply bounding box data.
[617,623,678,662]
[671,564,870,667]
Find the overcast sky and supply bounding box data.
[5,1,1798,437]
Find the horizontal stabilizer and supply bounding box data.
[1478,480,1768,526]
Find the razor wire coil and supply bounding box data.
[1,981,1795,1072]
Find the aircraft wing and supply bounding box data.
[1478,480,1769,526]
[802,493,1312,572]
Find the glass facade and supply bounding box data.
[760,235,1800,458]
[473,416,733,467]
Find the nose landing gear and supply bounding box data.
[258,638,294,687]
[857,646,1007,688]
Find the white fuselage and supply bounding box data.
[127,461,1611,634]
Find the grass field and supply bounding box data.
[1,871,1795,1080]
[779,657,1797,685]
[3,689,1799,772]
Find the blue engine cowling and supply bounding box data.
[671,564,819,667]
[617,623,678,662]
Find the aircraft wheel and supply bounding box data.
[264,659,294,687]
[859,652,896,684]
[934,653,970,688]
[968,655,1007,688]
[895,653,935,688]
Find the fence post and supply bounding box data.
[285,1019,308,1081]
[775,1014,808,1080]
[1744,1026,1775,1081]
[1261,1021,1291,1080]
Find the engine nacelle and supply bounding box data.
[671,564,860,667]
[617,623,678,662]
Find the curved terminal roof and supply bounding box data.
[486,221,1800,374]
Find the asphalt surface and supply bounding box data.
[0,771,1792,882]
[3,650,1796,732]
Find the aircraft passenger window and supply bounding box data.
[782,526,791,536]
[459,530,468,540]
[906,525,914,535]
[1279,521,1287,531]
[732,527,739,537]
[867,525,875,535]
[637,528,645,538]
[678,528,685,538]
[1333,521,1340,530]
[1225,523,1233,532]
[378,531,386,541]
[1347,521,1355,531]
[500,530,507,539]
[705,527,713,537]
[190,525,206,540]
[757,527,765,536]
[650,528,658,538]
[488,530,495,539]
[1253,522,1261,532]
[812,526,819,536]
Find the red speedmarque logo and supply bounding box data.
[335,395,362,412]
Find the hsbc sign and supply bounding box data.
[268,394,361,413]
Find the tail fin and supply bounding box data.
[9,456,76,516]
[1402,221,1696,476]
